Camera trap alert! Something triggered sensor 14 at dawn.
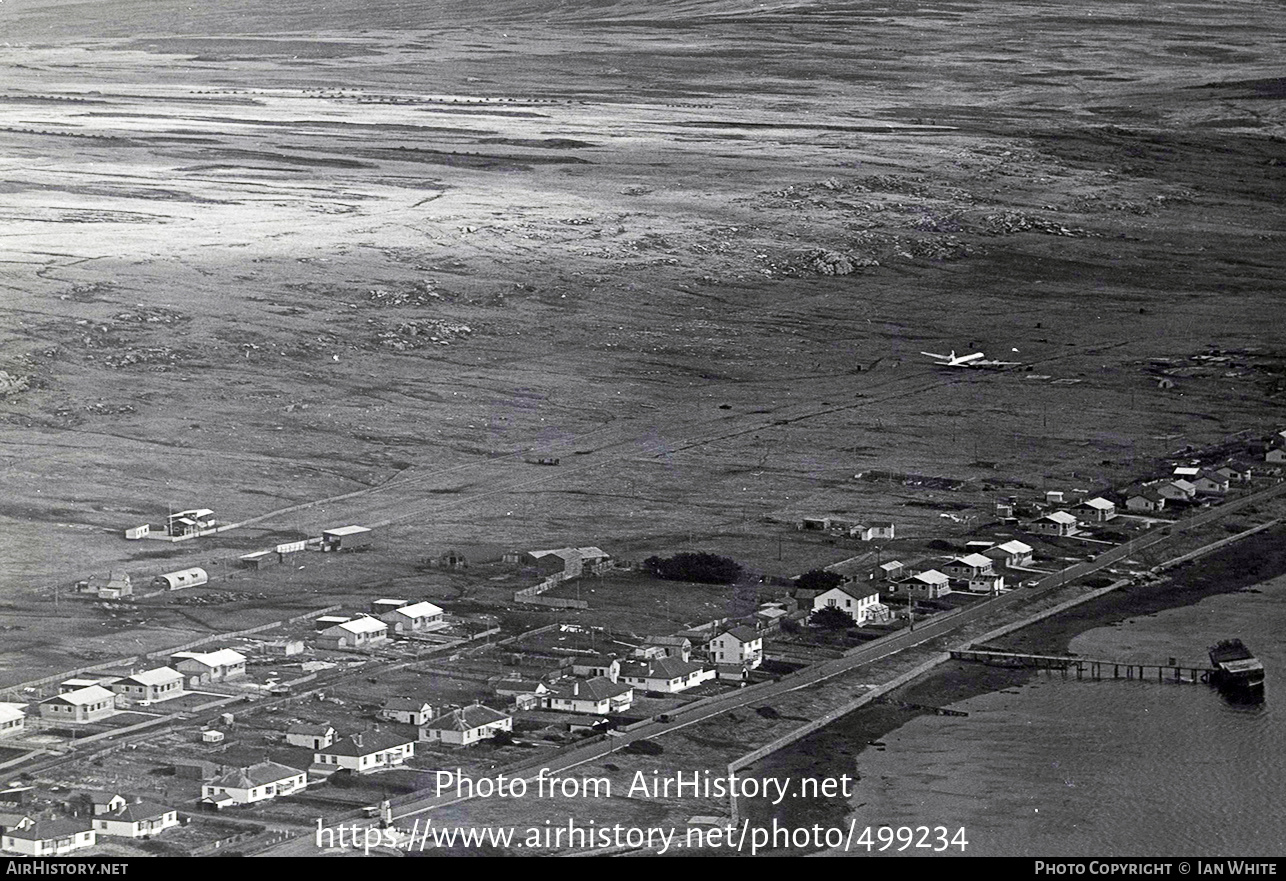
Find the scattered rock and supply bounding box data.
[802,249,880,275]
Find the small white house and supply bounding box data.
[570,655,620,681]
[1157,479,1197,501]
[857,522,896,541]
[111,667,184,705]
[1030,511,1079,536]
[618,658,715,693]
[1,819,95,856]
[86,793,127,816]
[379,600,444,634]
[1125,490,1166,513]
[201,762,307,806]
[379,697,434,726]
[986,540,1034,568]
[1078,497,1117,522]
[39,685,117,724]
[314,731,415,774]
[1266,448,1286,464]
[812,585,883,625]
[639,636,692,662]
[942,554,995,579]
[1191,472,1229,495]
[901,570,951,599]
[969,573,1006,595]
[318,616,389,650]
[542,677,634,714]
[92,801,178,839]
[286,722,336,750]
[0,704,25,740]
[878,560,904,581]
[419,705,512,746]
[172,649,247,685]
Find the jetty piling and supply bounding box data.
[950,649,1214,685]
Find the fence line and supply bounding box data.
[3,604,342,698]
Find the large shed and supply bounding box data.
[321,525,372,552]
[151,567,209,590]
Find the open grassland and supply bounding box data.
[0,0,1283,672]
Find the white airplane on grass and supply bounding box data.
[921,349,1023,369]
[921,349,986,367]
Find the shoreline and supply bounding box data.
[740,523,1286,842]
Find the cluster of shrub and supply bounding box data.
[642,551,742,584]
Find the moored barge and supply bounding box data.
[1208,639,1265,691]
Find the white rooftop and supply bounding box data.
[391,601,443,619]
[159,567,207,580]
[1173,467,1200,476]
[124,667,183,687]
[1171,479,1197,492]
[0,704,25,725]
[49,685,115,706]
[913,569,950,584]
[173,649,246,667]
[1043,511,1078,524]
[335,616,387,634]
[996,540,1033,554]
[324,525,371,536]
[955,553,994,568]
[879,560,903,570]
[1083,497,1115,510]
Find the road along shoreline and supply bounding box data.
[736,519,1286,845]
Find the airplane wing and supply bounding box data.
[952,352,986,365]
[920,351,950,361]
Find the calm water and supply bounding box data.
[838,576,1286,856]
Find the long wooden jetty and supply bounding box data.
[949,648,1215,684]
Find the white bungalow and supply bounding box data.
[285,722,336,750]
[969,573,1006,595]
[942,553,995,579]
[1078,497,1117,522]
[379,697,434,726]
[419,705,513,746]
[1,819,95,856]
[172,649,247,684]
[1156,479,1197,501]
[111,667,184,705]
[986,540,1034,568]
[1031,511,1079,536]
[39,686,116,724]
[201,762,307,806]
[314,731,415,774]
[618,658,715,693]
[92,801,178,838]
[0,705,25,740]
[542,678,634,714]
[379,600,444,634]
[317,616,388,650]
[901,570,951,599]
[1191,472,1229,495]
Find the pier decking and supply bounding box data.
[950,648,1216,684]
